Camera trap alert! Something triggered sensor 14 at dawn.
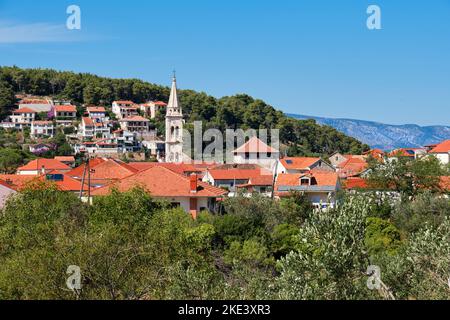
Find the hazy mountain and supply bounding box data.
[288,114,450,150]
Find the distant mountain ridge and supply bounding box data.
[288,114,450,151]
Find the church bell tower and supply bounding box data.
[165,74,184,163]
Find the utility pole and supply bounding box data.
[79,155,88,200]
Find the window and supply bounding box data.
[300,178,310,186]
[245,152,250,159]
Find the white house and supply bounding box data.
[276,157,335,175]
[18,98,53,113]
[275,170,341,210]
[54,105,77,126]
[429,140,450,165]
[86,106,108,120]
[112,101,138,120]
[232,136,280,171]
[140,101,167,119]
[10,107,36,125]
[31,121,55,138]
[79,117,110,139]
[119,116,150,133]
[0,179,16,210]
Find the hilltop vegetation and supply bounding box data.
[0,66,369,156]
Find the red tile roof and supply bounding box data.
[247,175,274,186]
[82,117,94,126]
[120,116,149,122]
[54,156,75,162]
[363,149,385,158]
[276,171,339,188]
[127,162,200,175]
[87,106,106,113]
[14,107,36,114]
[113,100,134,105]
[42,170,86,192]
[343,177,370,189]
[337,157,368,178]
[280,157,321,170]
[233,136,279,154]
[0,172,87,192]
[154,101,168,106]
[388,148,425,157]
[67,159,137,183]
[20,99,50,105]
[91,166,227,198]
[32,121,53,125]
[55,105,77,112]
[440,176,450,191]
[67,158,106,177]
[430,140,450,153]
[0,175,36,190]
[18,159,71,172]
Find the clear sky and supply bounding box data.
[0,0,449,126]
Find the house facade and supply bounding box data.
[275,171,341,210]
[232,136,280,171]
[31,121,54,138]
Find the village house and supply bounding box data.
[140,101,167,119]
[54,105,77,126]
[18,98,53,113]
[276,157,335,175]
[86,106,108,120]
[428,140,450,165]
[232,136,280,171]
[31,121,55,138]
[9,107,36,126]
[274,170,341,210]
[67,158,138,189]
[336,157,369,179]
[90,166,227,218]
[388,148,427,160]
[119,116,150,133]
[29,143,55,155]
[202,166,273,196]
[16,158,72,175]
[112,101,138,119]
[79,117,110,139]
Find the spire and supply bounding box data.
[167,73,181,115]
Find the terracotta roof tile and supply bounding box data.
[18,159,71,172]
[233,137,278,154]
[91,166,227,198]
[280,157,321,170]
[430,140,450,153]
[55,105,77,112]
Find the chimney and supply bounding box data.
[190,174,198,193]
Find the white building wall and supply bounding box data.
[0,184,16,209]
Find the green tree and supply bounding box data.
[0,148,24,173]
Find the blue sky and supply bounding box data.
[0,0,449,126]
